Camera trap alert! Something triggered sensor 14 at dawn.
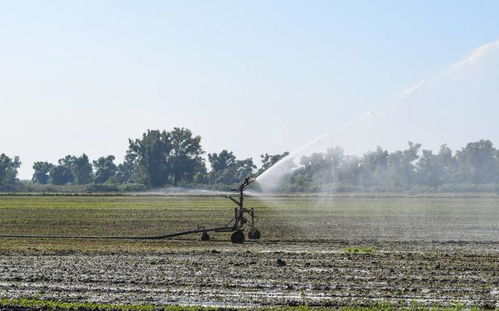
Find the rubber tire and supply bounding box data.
[230,230,245,244]
[248,229,261,240]
[201,232,210,241]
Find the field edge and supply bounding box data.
[0,298,486,311]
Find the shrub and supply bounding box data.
[118,183,147,192]
[86,183,119,192]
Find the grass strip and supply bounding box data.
[0,298,483,311]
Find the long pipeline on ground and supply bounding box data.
[0,225,234,240]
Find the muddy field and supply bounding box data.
[0,195,497,308]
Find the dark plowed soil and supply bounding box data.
[0,240,497,308]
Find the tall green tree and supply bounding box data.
[49,166,72,185]
[456,140,498,183]
[167,127,205,186]
[72,154,93,184]
[208,150,255,185]
[0,153,21,190]
[115,153,140,184]
[359,146,389,187]
[416,150,442,188]
[127,128,205,187]
[436,144,458,184]
[32,161,54,184]
[208,150,237,184]
[208,150,237,173]
[456,139,499,183]
[128,130,172,187]
[93,155,117,184]
[385,142,421,189]
[49,155,75,185]
[48,154,93,185]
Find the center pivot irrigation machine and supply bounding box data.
[0,177,261,244]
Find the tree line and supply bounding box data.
[1,127,499,192]
[0,128,287,192]
[278,140,499,192]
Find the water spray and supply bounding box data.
[256,78,432,192]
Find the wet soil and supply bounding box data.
[0,240,497,308]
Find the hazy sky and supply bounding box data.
[2,1,499,179]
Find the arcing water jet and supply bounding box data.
[255,40,499,193]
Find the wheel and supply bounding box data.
[201,232,210,241]
[230,230,245,244]
[248,228,261,240]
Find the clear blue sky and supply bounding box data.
[1,1,499,179]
